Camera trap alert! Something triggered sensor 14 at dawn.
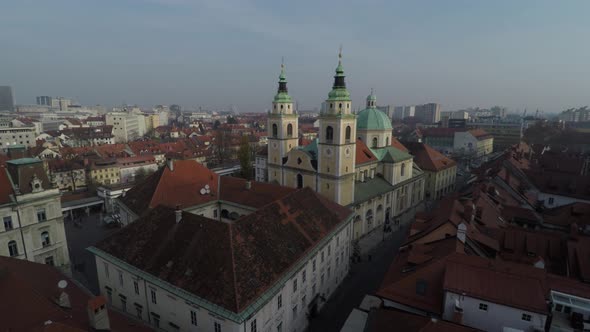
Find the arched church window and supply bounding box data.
[272,124,278,138]
[287,124,293,137]
[372,137,378,148]
[280,104,284,110]
[345,126,351,141]
[339,103,342,110]
[297,174,303,189]
[326,126,334,141]
[386,136,390,146]
[401,163,406,177]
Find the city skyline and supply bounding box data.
[2,0,590,112]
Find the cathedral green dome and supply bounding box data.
[357,90,392,130]
[356,107,392,130]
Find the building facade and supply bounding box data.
[0,158,70,272]
[106,112,145,143]
[0,119,37,153]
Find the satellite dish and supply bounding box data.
[205,184,210,190]
[200,188,206,195]
[58,280,68,289]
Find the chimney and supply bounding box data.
[175,205,182,223]
[87,296,110,331]
[167,158,174,171]
[457,222,467,243]
[245,180,252,190]
[55,280,70,308]
[452,298,464,324]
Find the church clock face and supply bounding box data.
[345,148,351,156]
[272,142,278,149]
[325,148,332,156]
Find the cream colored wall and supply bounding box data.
[357,129,391,148]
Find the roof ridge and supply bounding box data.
[228,223,240,312]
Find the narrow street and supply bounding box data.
[308,226,409,332]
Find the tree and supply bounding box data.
[213,120,221,129]
[213,130,230,166]
[226,115,238,124]
[238,136,253,180]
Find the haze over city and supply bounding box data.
[2,0,589,112]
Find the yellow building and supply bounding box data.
[267,54,426,242]
[404,142,457,201]
[88,159,120,186]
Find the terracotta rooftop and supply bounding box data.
[390,137,409,152]
[96,187,352,313]
[468,128,492,140]
[443,254,549,314]
[219,176,295,208]
[404,142,456,172]
[0,256,151,331]
[355,139,378,165]
[377,236,461,315]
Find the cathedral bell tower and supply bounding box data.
[317,50,356,206]
[267,61,298,184]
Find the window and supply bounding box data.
[401,163,406,177]
[548,197,554,205]
[214,321,221,332]
[302,295,306,307]
[41,231,51,247]
[521,313,531,321]
[120,294,127,312]
[152,313,160,327]
[277,322,283,332]
[214,209,218,218]
[386,137,389,146]
[345,126,351,141]
[287,124,293,137]
[328,244,331,256]
[150,289,157,304]
[302,270,306,283]
[297,174,303,189]
[312,259,316,272]
[3,216,13,230]
[45,256,54,266]
[134,280,139,295]
[293,278,298,292]
[106,286,113,303]
[104,262,110,278]
[372,137,378,148]
[8,240,18,257]
[272,124,278,138]
[293,304,298,319]
[325,126,334,141]
[37,208,47,222]
[321,250,325,262]
[190,310,198,326]
[135,303,143,319]
[118,271,124,286]
[479,303,488,311]
[250,319,257,332]
[277,294,282,309]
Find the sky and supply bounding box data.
[1,0,589,113]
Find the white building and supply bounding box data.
[106,112,145,143]
[0,119,37,153]
[90,159,353,332]
[0,158,71,272]
[255,148,268,182]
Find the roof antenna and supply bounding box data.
[338,44,343,63]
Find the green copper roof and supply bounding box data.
[367,90,377,102]
[274,63,292,103]
[369,146,413,163]
[356,108,392,130]
[300,138,318,159]
[327,53,351,102]
[6,157,42,165]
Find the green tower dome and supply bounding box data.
[357,90,392,130]
[326,51,351,102]
[274,62,292,103]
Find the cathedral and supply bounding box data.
[265,53,426,241]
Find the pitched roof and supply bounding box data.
[468,128,492,140]
[5,158,52,195]
[370,146,413,163]
[0,256,151,331]
[443,254,549,314]
[96,187,352,314]
[219,176,295,208]
[404,142,456,172]
[390,137,409,152]
[355,139,378,165]
[377,237,461,315]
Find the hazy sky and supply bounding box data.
[2,0,589,112]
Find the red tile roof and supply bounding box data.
[468,128,492,140]
[0,256,151,331]
[443,254,549,314]
[97,187,352,313]
[390,137,409,152]
[355,139,378,165]
[404,142,456,172]
[219,176,295,208]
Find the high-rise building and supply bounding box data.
[415,103,441,124]
[105,112,145,143]
[0,86,15,112]
[36,96,52,106]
